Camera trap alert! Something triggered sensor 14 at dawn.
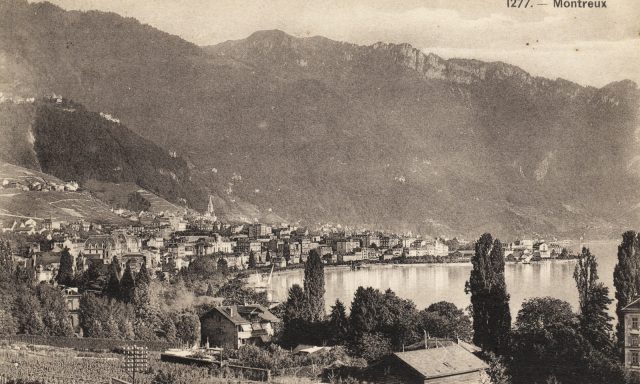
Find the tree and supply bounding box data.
[56,248,74,286]
[206,282,215,296]
[14,289,45,335]
[465,233,511,354]
[516,297,575,330]
[614,231,640,353]
[350,286,384,336]
[185,255,218,279]
[283,244,291,263]
[510,297,626,384]
[484,352,511,384]
[248,251,257,269]
[304,249,325,321]
[77,261,108,292]
[119,263,136,304]
[328,299,349,345]
[281,284,310,346]
[79,293,135,339]
[217,257,228,274]
[36,284,74,336]
[162,316,178,343]
[105,257,121,300]
[380,289,420,349]
[133,263,151,308]
[175,313,201,346]
[574,247,614,353]
[0,241,13,277]
[419,301,473,342]
[126,191,151,212]
[355,332,392,362]
[216,277,269,306]
[0,294,16,336]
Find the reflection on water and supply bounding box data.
[271,242,618,319]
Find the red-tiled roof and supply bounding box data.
[393,344,488,379]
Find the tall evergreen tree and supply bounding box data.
[283,243,291,262]
[304,249,325,321]
[248,251,257,269]
[217,257,228,273]
[281,284,310,346]
[119,263,136,304]
[0,241,13,277]
[574,247,614,353]
[105,258,121,301]
[133,263,151,307]
[465,233,511,354]
[206,282,215,296]
[328,299,349,344]
[349,286,384,336]
[614,231,640,352]
[56,248,74,286]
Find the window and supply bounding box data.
[633,335,640,347]
[633,351,639,366]
[633,317,639,330]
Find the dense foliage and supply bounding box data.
[509,296,629,384]
[55,248,74,286]
[125,191,151,212]
[31,99,207,208]
[574,247,614,353]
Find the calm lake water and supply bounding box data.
[270,241,619,319]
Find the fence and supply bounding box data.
[0,335,178,352]
[0,373,97,383]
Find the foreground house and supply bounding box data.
[622,298,640,370]
[372,344,488,383]
[200,305,280,349]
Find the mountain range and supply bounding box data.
[1,0,638,239]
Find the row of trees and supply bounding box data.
[0,237,205,346]
[0,241,74,337]
[467,232,633,384]
[279,250,473,361]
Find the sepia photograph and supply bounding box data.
[0,0,639,382]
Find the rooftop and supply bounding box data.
[211,304,280,325]
[393,344,488,379]
[622,297,640,312]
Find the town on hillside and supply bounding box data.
[1,192,577,287]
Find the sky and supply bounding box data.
[35,0,640,87]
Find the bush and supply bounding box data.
[353,333,392,362]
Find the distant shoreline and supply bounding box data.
[267,257,583,277]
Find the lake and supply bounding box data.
[269,241,619,319]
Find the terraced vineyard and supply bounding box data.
[84,180,185,215]
[0,346,216,384]
[0,163,127,227]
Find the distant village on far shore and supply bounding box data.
[2,170,578,290]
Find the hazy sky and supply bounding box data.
[36,0,639,87]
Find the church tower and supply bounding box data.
[206,195,217,221]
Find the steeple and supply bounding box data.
[206,195,217,221]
